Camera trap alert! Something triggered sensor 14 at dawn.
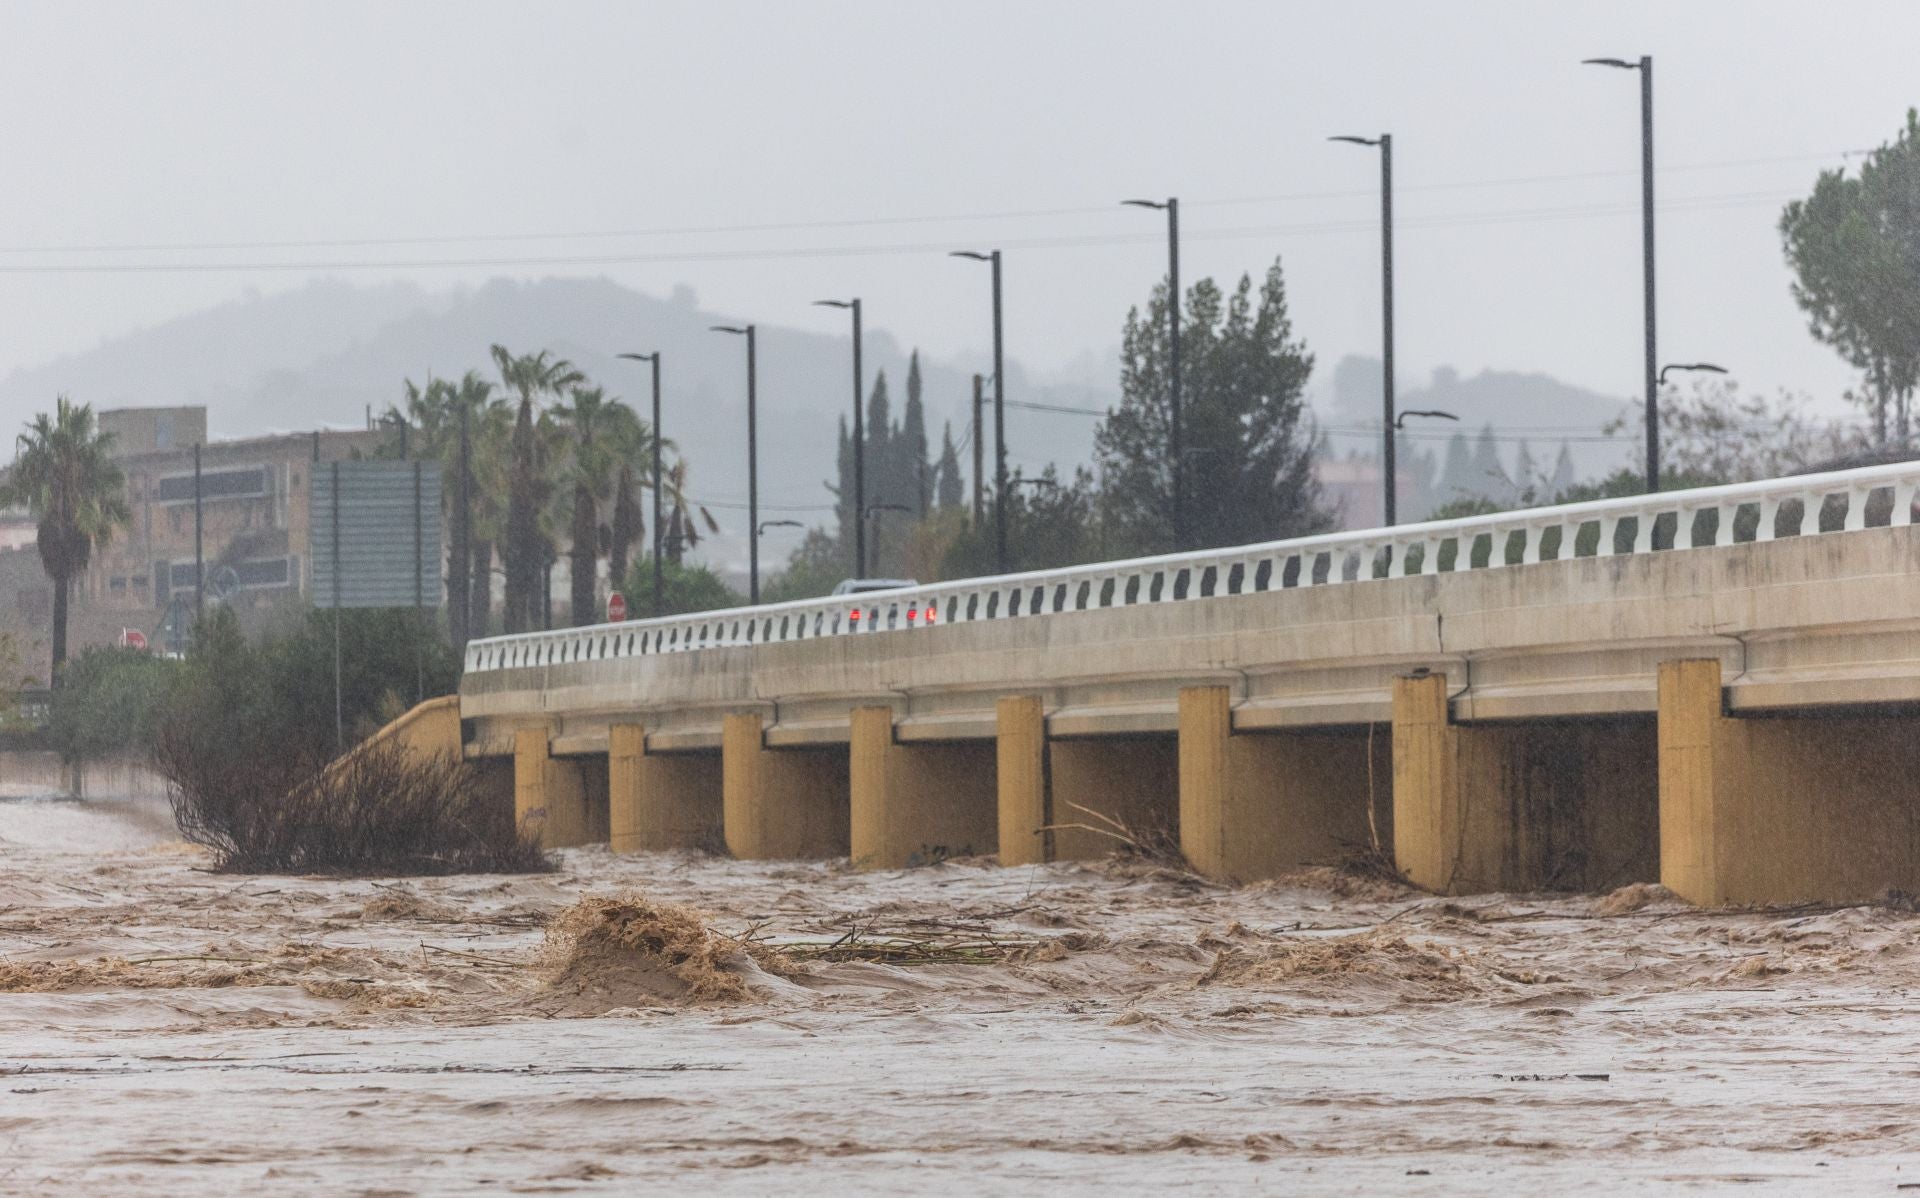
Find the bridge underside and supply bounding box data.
[454,663,1920,904]
[453,524,1920,903]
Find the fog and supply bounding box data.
[1,0,1914,451]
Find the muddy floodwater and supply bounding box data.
[6,791,1920,1194]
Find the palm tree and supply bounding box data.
[491,347,583,632]
[657,460,719,565]
[553,385,616,626]
[1,397,129,681]
[393,372,502,646]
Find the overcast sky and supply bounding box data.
[1,0,1915,430]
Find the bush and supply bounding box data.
[158,733,549,876]
[149,606,542,876]
[49,647,181,761]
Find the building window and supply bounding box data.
[155,466,268,504]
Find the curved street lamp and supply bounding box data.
[1584,54,1658,489]
[1122,198,1182,546]
[949,250,1008,572]
[812,299,866,576]
[615,351,665,615]
[1660,362,1728,386]
[1331,133,1398,524]
[709,324,761,603]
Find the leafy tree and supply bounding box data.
[762,528,847,603]
[1604,377,1869,485]
[621,555,742,619]
[1096,258,1330,555]
[941,465,1101,577]
[0,397,130,680]
[1780,109,1920,444]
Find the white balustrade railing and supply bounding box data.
[463,461,1920,674]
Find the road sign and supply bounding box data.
[608,592,627,622]
[119,628,148,651]
[309,460,442,610]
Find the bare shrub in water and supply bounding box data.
[157,731,548,876]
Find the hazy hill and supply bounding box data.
[0,277,1114,576]
[1323,354,1634,482]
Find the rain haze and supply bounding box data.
[1,2,1912,440]
[11,4,1920,1194]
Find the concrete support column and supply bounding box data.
[849,708,997,868]
[1048,735,1179,861]
[1658,658,1920,904]
[1178,686,1390,882]
[721,712,850,860]
[513,727,595,849]
[609,724,723,854]
[1392,675,1458,891]
[1393,674,1658,895]
[996,695,1050,866]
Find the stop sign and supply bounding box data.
[121,628,148,651]
[607,592,627,623]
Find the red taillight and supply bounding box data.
[925,601,937,624]
[907,606,919,623]
[850,608,862,624]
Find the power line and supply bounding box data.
[0,148,1859,261]
[0,182,1827,276]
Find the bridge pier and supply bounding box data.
[996,695,1050,866]
[609,724,723,854]
[721,712,850,860]
[1178,687,1390,882]
[513,728,605,849]
[849,708,997,868]
[1659,658,1920,905]
[1392,675,1657,894]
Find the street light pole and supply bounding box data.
[1123,198,1181,545]
[710,324,760,603]
[1585,54,1657,490]
[1331,134,1396,525]
[970,373,985,525]
[616,351,666,616]
[950,251,1009,571]
[813,299,865,576]
[864,503,910,574]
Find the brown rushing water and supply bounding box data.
[5,790,1920,1194]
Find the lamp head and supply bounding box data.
[1122,198,1169,210]
[1329,135,1382,147]
[1582,57,1641,70]
[616,352,656,362]
[949,250,992,262]
[812,300,853,310]
[1659,362,1729,383]
[710,325,748,335]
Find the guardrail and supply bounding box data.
[464,461,1920,674]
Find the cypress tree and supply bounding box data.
[935,422,964,508]
[903,351,930,515]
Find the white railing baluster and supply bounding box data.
[463,461,1920,672]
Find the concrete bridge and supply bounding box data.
[447,462,1920,906]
